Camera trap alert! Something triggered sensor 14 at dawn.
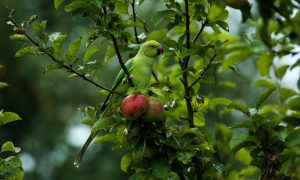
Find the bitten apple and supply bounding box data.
[121,94,149,120]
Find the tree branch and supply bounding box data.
[130,0,140,44]
[102,6,134,87]
[110,34,134,87]
[189,52,217,90]
[193,19,208,43]
[181,0,194,128]
[8,14,121,96]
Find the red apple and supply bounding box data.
[121,94,149,120]
[144,98,165,122]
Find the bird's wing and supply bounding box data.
[112,58,134,90]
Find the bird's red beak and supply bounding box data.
[157,46,164,55]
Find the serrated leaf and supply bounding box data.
[15,46,40,58]
[257,53,272,77]
[120,153,132,172]
[9,34,29,42]
[276,65,289,79]
[0,82,9,89]
[33,21,48,43]
[152,159,171,178]
[255,87,276,109]
[152,10,177,26]
[94,134,118,143]
[51,33,67,54]
[227,101,250,116]
[0,112,21,126]
[54,0,64,9]
[68,37,81,56]
[147,30,167,41]
[177,150,196,164]
[230,132,255,153]
[1,141,21,153]
[194,112,205,127]
[84,46,98,64]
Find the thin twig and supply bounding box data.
[130,0,140,44]
[110,34,134,87]
[181,0,194,128]
[152,71,159,84]
[189,52,217,90]
[102,7,134,87]
[193,19,208,43]
[7,14,121,95]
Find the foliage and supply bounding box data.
[6,0,300,179]
[0,66,23,180]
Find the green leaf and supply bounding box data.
[194,112,205,127]
[51,33,67,54]
[221,50,252,69]
[68,37,81,56]
[0,112,21,126]
[94,134,118,143]
[152,159,171,179]
[280,87,297,101]
[104,45,116,63]
[152,10,177,26]
[9,34,29,42]
[15,46,40,58]
[209,98,232,107]
[227,101,250,116]
[291,59,300,70]
[232,119,255,129]
[216,20,229,31]
[147,30,167,41]
[43,64,63,73]
[129,173,144,180]
[230,132,255,154]
[33,21,48,43]
[65,1,89,13]
[286,95,300,111]
[54,0,64,9]
[0,82,9,89]
[298,78,300,91]
[256,53,272,77]
[91,117,112,133]
[120,153,132,172]
[1,141,21,153]
[177,150,196,164]
[208,4,228,22]
[252,79,275,88]
[84,46,98,64]
[276,65,290,79]
[255,87,276,109]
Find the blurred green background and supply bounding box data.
[1,0,299,179]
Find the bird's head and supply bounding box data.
[139,40,164,58]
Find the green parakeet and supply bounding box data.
[74,40,163,166]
